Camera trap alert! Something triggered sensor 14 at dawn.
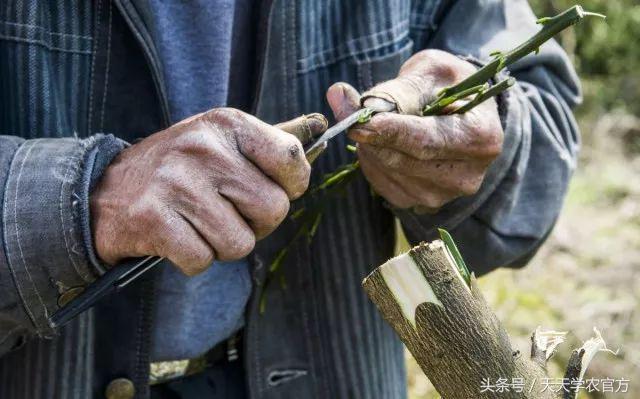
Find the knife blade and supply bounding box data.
[304,107,373,156]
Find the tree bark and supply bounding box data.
[362,240,607,399]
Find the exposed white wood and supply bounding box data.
[378,251,442,327]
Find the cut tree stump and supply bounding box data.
[362,240,611,399]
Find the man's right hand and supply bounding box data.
[90,109,327,276]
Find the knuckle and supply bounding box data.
[470,116,503,160]
[484,142,503,160]
[172,128,216,156]
[220,227,256,260]
[419,49,448,61]
[250,186,290,233]
[160,235,214,276]
[177,249,215,276]
[420,193,450,209]
[458,178,483,196]
[280,134,305,163]
[379,150,403,170]
[387,195,416,210]
[411,49,475,83]
[287,160,311,199]
[479,131,503,159]
[433,62,458,82]
[153,164,183,187]
[185,250,215,275]
[204,107,244,123]
[265,188,291,225]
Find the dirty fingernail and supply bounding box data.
[305,113,328,136]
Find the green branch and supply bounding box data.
[422,84,488,116]
[453,77,515,114]
[423,5,605,115]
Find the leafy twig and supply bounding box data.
[422,84,489,116]
[453,77,515,114]
[425,5,604,114]
[259,157,360,313]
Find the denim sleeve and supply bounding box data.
[0,134,125,352]
[395,0,581,274]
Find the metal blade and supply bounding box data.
[305,108,371,155]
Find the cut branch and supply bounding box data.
[426,5,604,113]
[362,239,613,399]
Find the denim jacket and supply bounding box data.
[0,0,580,398]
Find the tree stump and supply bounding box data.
[362,240,610,399]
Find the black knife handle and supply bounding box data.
[48,256,162,328]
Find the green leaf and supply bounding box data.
[438,228,471,287]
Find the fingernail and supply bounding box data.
[363,97,397,113]
[305,113,328,135]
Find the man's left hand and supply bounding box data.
[326,49,504,212]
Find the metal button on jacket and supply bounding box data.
[57,286,85,307]
[105,378,135,399]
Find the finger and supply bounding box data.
[154,212,215,276]
[360,76,433,116]
[360,148,457,210]
[326,82,361,122]
[209,109,311,199]
[177,191,256,261]
[349,111,502,161]
[275,113,328,146]
[358,144,487,195]
[361,49,478,115]
[218,157,291,239]
[357,147,417,209]
[392,173,459,210]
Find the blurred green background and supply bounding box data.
[406,1,640,398]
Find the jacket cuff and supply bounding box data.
[394,67,525,241]
[2,135,125,336]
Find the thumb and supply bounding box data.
[275,113,328,146]
[326,82,361,122]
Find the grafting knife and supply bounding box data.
[49,99,396,329]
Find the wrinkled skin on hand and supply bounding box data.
[91,109,327,275]
[327,49,504,212]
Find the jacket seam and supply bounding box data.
[297,20,410,75]
[0,20,93,40]
[0,142,36,329]
[87,0,104,134]
[113,0,171,126]
[99,0,114,132]
[0,34,92,55]
[5,141,49,331]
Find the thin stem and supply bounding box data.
[422,84,488,116]
[426,5,601,113]
[453,78,515,114]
